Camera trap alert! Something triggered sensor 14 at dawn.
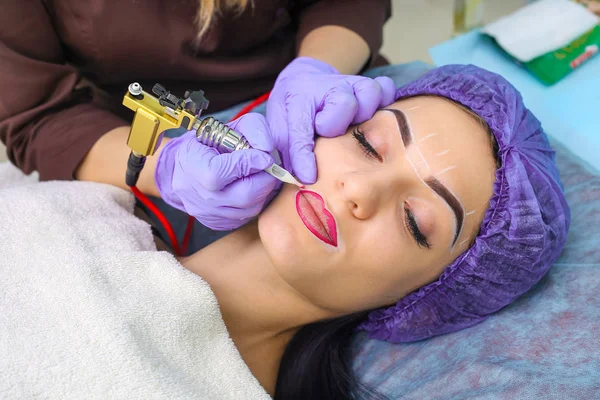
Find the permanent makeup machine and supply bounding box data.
[120,82,301,256]
[121,82,302,188]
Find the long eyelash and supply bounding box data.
[352,128,383,162]
[404,205,431,249]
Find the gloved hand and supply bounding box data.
[267,56,397,184]
[155,113,280,231]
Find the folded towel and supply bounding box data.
[482,0,599,62]
[0,162,269,400]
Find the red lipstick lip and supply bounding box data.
[295,190,338,247]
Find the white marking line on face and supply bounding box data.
[406,155,424,181]
[412,145,431,172]
[450,239,469,255]
[406,154,466,250]
[393,110,466,250]
[418,133,438,143]
[435,149,450,157]
[452,238,470,255]
[407,106,420,111]
[437,165,457,176]
[447,185,465,251]
[465,210,476,216]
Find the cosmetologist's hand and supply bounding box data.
[267,56,396,184]
[155,113,279,231]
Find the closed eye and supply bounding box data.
[404,204,430,249]
[352,128,383,162]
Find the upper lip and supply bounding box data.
[295,190,338,247]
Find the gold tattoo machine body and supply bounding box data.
[122,82,302,187]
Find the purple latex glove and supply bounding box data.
[267,56,397,184]
[155,113,280,231]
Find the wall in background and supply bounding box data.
[381,0,527,64]
[0,0,529,163]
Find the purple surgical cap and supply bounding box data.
[359,64,571,343]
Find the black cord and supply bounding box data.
[125,152,146,187]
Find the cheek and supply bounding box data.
[353,219,405,275]
[313,136,357,175]
[257,186,331,281]
[258,187,300,266]
[348,218,444,301]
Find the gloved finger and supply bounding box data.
[192,202,263,225]
[374,76,397,107]
[213,203,264,222]
[177,171,274,227]
[266,91,291,170]
[192,211,244,231]
[226,113,274,153]
[347,77,384,124]
[155,132,197,208]
[286,94,317,184]
[219,170,278,209]
[314,85,358,137]
[198,149,275,192]
[174,134,220,191]
[175,188,246,227]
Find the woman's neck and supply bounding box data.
[179,220,331,395]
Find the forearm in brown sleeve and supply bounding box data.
[8,103,128,181]
[295,0,391,69]
[0,1,127,181]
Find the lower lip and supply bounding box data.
[295,190,338,247]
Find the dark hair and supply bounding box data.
[274,310,389,400]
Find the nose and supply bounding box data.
[336,171,387,220]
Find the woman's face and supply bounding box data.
[258,96,497,314]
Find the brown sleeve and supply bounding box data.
[295,0,391,69]
[0,1,127,181]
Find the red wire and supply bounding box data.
[231,91,271,121]
[129,91,271,256]
[130,185,182,256]
[181,215,195,255]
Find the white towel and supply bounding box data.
[482,0,600,62]
[0,162,270,400]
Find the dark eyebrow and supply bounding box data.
[425,177,464,246]
[382,107,464,246]
[382,108,412,146]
